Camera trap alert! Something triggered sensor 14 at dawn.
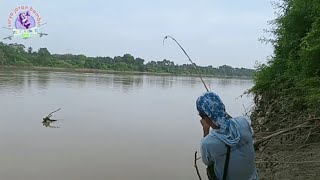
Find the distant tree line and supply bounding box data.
[0,42,253,77]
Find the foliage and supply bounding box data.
[0,42,253,77]
[251,0,320,121]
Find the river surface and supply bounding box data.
[0,69,253,180]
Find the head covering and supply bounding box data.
[196,92,240,146]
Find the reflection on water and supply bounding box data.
[36,72,50,90]
[0,69,253,180]
[0,70,251,94]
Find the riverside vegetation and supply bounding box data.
[250,0,320,179]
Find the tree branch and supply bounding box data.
[194,151,202,180]
[43,108,61,121]
[254,121,313,150]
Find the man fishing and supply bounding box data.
[164,35,258,179]
[197,92,258,180]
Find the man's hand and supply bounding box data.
[200,119,210,137]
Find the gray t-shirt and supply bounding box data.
[201,116,259,180]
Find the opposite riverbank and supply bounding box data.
[0,65,253,79]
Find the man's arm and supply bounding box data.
[201,140,211,166]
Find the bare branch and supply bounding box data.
[43,108,61,121]
[256,160,320,164]
[254,121,312,150]
[194,151,202,180]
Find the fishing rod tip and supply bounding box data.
[163,36,168,45]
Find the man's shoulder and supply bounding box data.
[233,116,255,137]
[201,134,225,148]
[234,116,252,128]
[234,116,251,123]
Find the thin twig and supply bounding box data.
[303,130,312,144]
[47,108,61,118]
[307,118,320,122]
[235,91,248,100]
[194,151,202,180]
[242,104,250,116]
[43,108,61,120]
[256,160,320,164]
[258,136,274,154]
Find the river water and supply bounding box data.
[0,69,253,180]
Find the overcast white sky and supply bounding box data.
[0,0,275,68]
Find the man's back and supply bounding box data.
[201,116,258,180]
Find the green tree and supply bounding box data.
[37,48,52,66]
[252,0,320,119]
[0,49,7,65]
[27,47,33,54]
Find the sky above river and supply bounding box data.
[0,0,275,68]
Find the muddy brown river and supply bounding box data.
[0,69,253,180]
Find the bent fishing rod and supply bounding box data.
[163,35,209,92]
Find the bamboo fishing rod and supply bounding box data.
[163,35,209,92]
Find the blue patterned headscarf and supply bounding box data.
[196,92,240,146]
